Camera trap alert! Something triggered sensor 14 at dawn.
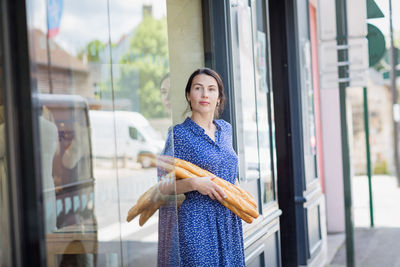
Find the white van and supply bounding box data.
[89,110,165,167]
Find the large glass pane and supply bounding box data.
[230,0,276,215]
[230,0,260,216]
[296,1,318,185]
[27,0,116,265]
[307,205,322,257]
[253,0,274,205]
[27,0,180,265]
[0,43,12,267]
[107,2,177,265]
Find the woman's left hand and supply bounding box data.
[191,176,227,201]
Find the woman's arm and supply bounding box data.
[159,176,227,201]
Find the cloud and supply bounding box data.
[29,0,167,55]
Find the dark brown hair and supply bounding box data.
[184,68,226,118]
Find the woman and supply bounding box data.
[159,73,171,113]
[158,68,245,266]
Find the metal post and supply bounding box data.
[45,0,53,94]
[363,87,374,227]
[389,0,400,186]
[335,0,355,266]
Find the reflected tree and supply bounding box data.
[119,13,169,118]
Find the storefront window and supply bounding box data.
[296,2,318,185]
[230,0,275,213]
[230,0,260,207]
[254,0,275,205]
[26,0,178,265]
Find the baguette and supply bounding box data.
[212,177,259,218]
[213,177,257,209]
[139,201,163,226]
[220,199,253,224]
[170,157,258,218]
[174,166,197,179]
[127,185,156,222]
[128,157,259,225]
[155,157,175,173]
[172,157,257,208]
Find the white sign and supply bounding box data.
[317,0,337,41]
[347,0,367,38]
[348,69,368,87]
[348,38,369,71]
[319,40,339,73]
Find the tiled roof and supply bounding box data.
[30,28,88,73]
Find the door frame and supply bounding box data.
[269,0,325,266]
[0,0,47,265]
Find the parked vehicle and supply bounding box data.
[89,110,164,168]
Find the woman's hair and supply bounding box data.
[184,68,226,118]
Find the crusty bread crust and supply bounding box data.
[127,156,260,226]
[160,156,259,221]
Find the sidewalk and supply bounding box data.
[330,228,400,266]
[328,175,400,266]
[352,175,400,227]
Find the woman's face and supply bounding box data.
[160,76,171,112]
[186,74,219,116]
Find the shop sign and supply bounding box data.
[317,0,336,41]
[347,0,368,38]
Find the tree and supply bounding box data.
[78,40,105,62]
[118,13,169,118]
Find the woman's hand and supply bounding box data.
[192,176,227,201]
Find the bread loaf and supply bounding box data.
[127,185,156,222]
[174,166,197,179]
[171,157,257,208]
[128,156,259,225]
[170,157,259,219]
[139,201,163,226]
[155,157,175,173]
[212,177,259,218]
[220,199,253,224]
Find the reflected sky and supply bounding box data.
[29,0,167,55]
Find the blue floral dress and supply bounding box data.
[158,117,245,267]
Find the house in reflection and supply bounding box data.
[30,29,93,98]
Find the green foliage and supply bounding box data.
[117,15,169,118]
[78,40,105,62]
[373,160,389,175]
[394,31,400,48]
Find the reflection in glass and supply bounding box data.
[28,0,179,265]
[108,2,176,265]
[254,2,274,205]
[233,2,259,182]
[28,0,112,265]
[230,0,275,208]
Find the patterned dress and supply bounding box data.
[158,117,245,267]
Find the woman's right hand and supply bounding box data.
[191,176,227,202]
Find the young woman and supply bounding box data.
[158,68,245,266]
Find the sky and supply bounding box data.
[27,0,399,56]
[368,0,400,37]
[28,0,167,56]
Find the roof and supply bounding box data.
[30,28,89,73]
